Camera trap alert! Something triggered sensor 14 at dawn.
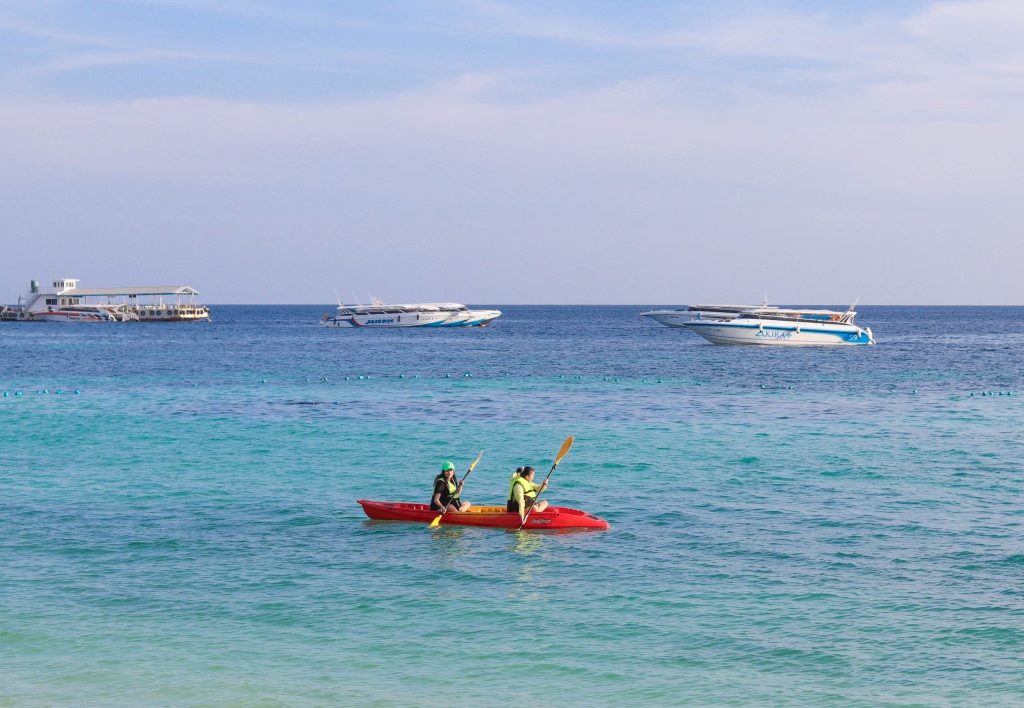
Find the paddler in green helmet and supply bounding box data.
[506,466,548,522]
[431,461,471,513]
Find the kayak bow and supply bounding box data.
[358,500,609,531]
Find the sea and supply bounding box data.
[2,306,1023,706]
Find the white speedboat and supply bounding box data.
[640,304,772,327]
[683,307,875,346]
[438,304,503,327]
[321,299,501,328]
[29,304,130,323]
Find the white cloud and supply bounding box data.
[0,16,113,47]
[452,0,631,47]
[906,0,1024,54]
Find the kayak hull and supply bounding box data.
[357,500,610,531]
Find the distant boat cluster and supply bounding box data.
[2,278,876,345]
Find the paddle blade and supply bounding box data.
[428,514,442,528]
[468,450,484,473]
[554,436,574,466]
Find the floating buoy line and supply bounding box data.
[2,376,1016,401]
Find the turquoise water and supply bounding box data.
[2,306,1023,705]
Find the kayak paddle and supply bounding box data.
[429,451,483,528]
[518,436,573,530]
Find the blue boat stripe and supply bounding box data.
[684,321,872,343]
[686,322,852,336]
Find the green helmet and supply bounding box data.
[441,461,455,472]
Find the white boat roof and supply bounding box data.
[338,302,466,312]
[691,303,772,310]
[743,307,848,316]
[640,304,768,315]
[61,285,199,296]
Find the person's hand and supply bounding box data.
[541,480,549,489]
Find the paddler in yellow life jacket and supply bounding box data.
[506,466,549,522]
[431,462,471,513]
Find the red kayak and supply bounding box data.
[357,500,610,531]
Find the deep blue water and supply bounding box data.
[2,306,1023,705]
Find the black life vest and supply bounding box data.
[434,474,459,505]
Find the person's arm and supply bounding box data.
[513,484,526,523]
[432,479,445,509]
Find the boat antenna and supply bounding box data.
[334,290,343,306]
[842,295,861,324]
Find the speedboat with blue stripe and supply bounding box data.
[321,299,501,328]
[682,306,875,346]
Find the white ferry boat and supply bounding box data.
[640,304,772,327]
[321,299,501,328]
[0,279,210,323]
[683,306,874,346]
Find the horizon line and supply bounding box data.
[199,302,1024,307]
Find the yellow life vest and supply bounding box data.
[508,474,539,501]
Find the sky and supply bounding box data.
[1,0,1023,304]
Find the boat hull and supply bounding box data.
[683,320,874,346]
[30,309,121,323]
[357,500,609,530]
[321,312,452,328]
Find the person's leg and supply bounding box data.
[458,501,472,511]
[535,500,549,512]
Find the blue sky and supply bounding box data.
[1,0,1022,303]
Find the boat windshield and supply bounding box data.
[741,309,851,323]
